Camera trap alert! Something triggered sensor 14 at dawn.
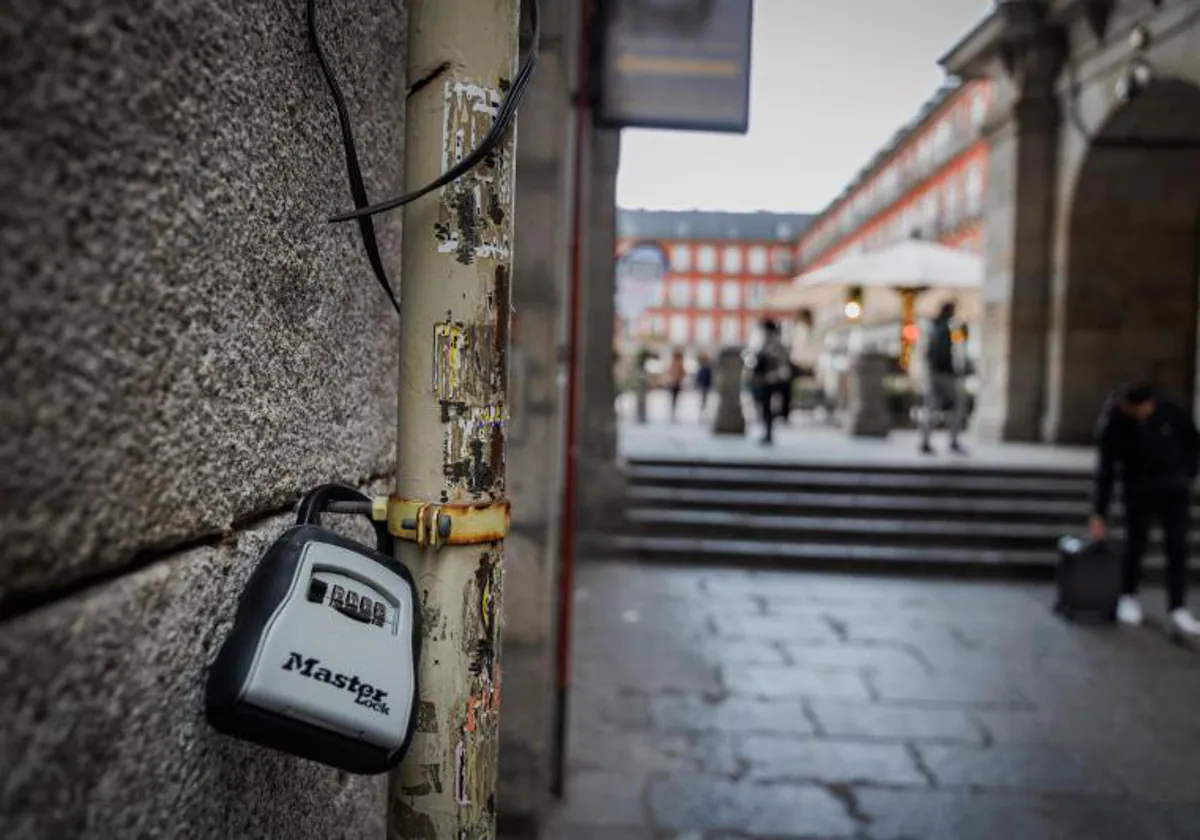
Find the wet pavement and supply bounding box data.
[543,560,1200,839]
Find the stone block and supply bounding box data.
[739,736,928,786]
[918,744,1125,795]
[0,517,386,840]
[646,773,856,837]
[711,613,837,642]
[868,671,1033,708]
[568,726,739,778]
[808,700,984,743]
[651,695,813,736]
[723,665,870,701]
[0,0,405,604]
[780,642,929,677]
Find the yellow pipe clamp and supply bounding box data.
[376,496,511,549]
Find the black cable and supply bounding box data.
[307,0,401,314]
[325,0,541,224]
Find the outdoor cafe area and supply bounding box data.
[763,238,984,435]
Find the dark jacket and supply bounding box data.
[926,316,956,376]
[753,337,791,386]
[1092,392,1200,517]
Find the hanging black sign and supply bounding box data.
[594,0,754,134]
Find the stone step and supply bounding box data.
[588,534,1188,579]
[624,486,1200,523]
[626,464,1093,499]
[626,456,1093,481]
[624,507,1083,549]
[625,485,1094,522]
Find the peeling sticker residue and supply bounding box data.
[434,312,510,497]
[454,733,470,806]
[443,405,507,496]
[433,322,468,403]
[436,80,514,264]
[433,321,497,409]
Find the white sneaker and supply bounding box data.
[1170,608,1200,636]
[1117,595,1143,626]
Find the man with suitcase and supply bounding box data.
[1090,383,1200,635]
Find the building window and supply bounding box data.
[881,166,898,200]
[670,244,692,272]
[919,137,933,169]
[943,176,961,230]
[745,283,766,309]
[695,278,716,309]
[668,314,689,344]
[721,280,741,309]
[696,245,717,272]
[721,315,742,345]
[652,281,665,306]
[922,193,939,234]
[934,122,952,161]
[971,92,987,129]
[669,280,691,308]
[722,246,743,274]
[652,314,665,336]
[965,163,984,216]
[694,315,715,346]
[771,248,792,275]
[747,246,768,275]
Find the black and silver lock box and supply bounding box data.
[206,485,421,774]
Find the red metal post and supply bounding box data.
[551,0,595,800]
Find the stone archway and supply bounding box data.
[1047,78,1200,443]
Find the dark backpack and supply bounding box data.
[927,320,954,374]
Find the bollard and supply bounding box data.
[846,350,892,438]
[712,347,747,436]
[635,370,649,424]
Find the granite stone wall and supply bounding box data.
[1,0,407,836]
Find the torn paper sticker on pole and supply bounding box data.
[435,81,515,265]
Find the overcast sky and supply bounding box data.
[615,0,993,214]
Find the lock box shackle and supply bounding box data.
[296,483,392,555]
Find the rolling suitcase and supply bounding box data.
[1054,535,1122,623]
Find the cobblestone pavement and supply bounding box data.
[616,390,1092,470]
[542,561,1200,839]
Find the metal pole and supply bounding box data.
[390,0,520,837]
[551,0,595,800]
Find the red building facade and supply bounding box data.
[797,79,993,270]
[616,211,813,353]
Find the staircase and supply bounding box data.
[600,457,1195,577]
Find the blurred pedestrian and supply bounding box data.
[1089,383,1200,635]
[695,354,713,415]
[914,301,967,455]
[753,319,792,445]
[665,349,686,422]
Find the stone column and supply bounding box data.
[496,0,577,825]
[712,347,747,435]
[574,126,626,533]
[845,351,892,437]
[971,31,1065,442]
